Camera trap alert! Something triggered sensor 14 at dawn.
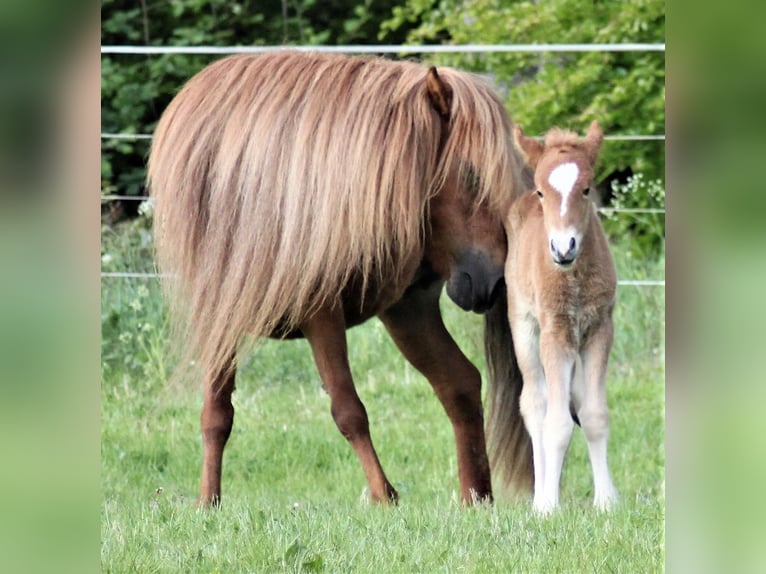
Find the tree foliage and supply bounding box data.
[382,0,665,186]
[101,0,411,203]
[102,0,665,245]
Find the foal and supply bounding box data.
[506,121,618,513]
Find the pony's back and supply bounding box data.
[148,52,517,383]
[149,52,444,380]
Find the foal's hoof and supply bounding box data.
[532,498,557,516]
[594,492,619,512]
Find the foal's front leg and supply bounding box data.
[380,282,492,504]
[538,327,577,514]
[509,314,547,507]
[301,305,398,503]
[579,321,618,510]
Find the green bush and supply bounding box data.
[100,203,167,380]
[102,1,664,198]
[101,0,414,199]
[601,173,665,260]
[382,0,665,185]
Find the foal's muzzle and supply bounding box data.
[550,236,578,267]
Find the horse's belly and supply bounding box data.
[266,256,427,338]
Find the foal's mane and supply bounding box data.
[148,51,517,381]
[543,127,585,154]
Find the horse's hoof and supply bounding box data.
[196,496,221,510]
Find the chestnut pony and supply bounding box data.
[148,51,529,506]
[486,121,619,513]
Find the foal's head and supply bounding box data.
[513,121,603,267]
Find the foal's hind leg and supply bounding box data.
[578,321,618,510]
[301,305,398,503]
[198,361,236,507]
[381,283,492,504]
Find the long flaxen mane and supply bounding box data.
[148,51,518,383]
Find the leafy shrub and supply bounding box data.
[101,0,415,199]
[101,203,168,380]
[601,173,665,259]
[382,0,665,185]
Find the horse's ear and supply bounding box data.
[425,67,452,119]
[513,124,544,168]
[583,120,603,164]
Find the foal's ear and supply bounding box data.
[513,124,544,168]
[425,67,452,119]
[583,120,604,165]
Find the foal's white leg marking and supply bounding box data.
[579,323,618,511]
[538,331,576,514]
[511,315,547,504]
[547,162,579,217]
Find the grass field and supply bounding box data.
[101,217,665,573]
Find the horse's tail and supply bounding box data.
[484,293,534,496]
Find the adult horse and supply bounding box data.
[148,51,529,506]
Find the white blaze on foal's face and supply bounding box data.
[547,162,579,216]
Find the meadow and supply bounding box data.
[101,215,664,573]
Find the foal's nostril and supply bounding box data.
[569,237,576,251]
[550,239,556,253]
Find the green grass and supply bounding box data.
[101,218,664,573]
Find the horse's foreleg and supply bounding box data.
[302,306,398,504]
[381,285,492,504]
[198,362,236,508]
[537,329,576,514]
[579,321,618,511]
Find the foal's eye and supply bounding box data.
[583,187,591,196]
[536,190,543,198]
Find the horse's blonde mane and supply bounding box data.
[148,51,517,381]
[432,67,519,212]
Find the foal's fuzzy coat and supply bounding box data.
[495,121,619,513]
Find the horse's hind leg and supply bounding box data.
[579,321,618,510]
[380,283,492,504]
[198,360,236,508]
[301,305,398,503]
